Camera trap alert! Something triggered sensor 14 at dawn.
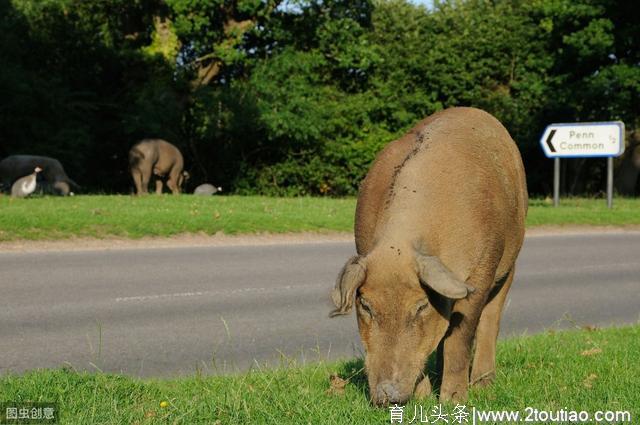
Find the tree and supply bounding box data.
[2,0,638,196]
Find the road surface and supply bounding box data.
[1,232,638,377]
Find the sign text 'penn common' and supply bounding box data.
[540,122,625,158]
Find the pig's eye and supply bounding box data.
[358,297,373,317]
[415,301,429,316]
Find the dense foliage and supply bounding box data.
[1,0,638,195]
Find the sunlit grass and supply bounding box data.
[0,195,355,241]
[0,195,639,242]
[0,325,637,424]
[526,197,640,227]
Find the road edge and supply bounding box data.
[1,225,639,253]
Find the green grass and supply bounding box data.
[0,195,355,241]
[0,195,639,242]
[527,197,640,227]
[0,325,638,424]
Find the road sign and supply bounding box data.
[540,121,626,209]
[540,121,625,158]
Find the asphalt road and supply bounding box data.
[1,232,639,377]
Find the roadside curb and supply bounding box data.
[1,226,640,253]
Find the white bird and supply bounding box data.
[11,166,42,198]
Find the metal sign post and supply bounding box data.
[553,158,560,207]
[607,157,614,208]
[540,121,625,208]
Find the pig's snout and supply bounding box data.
[374,381,408,406]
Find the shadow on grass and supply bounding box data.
[336,358,368,397]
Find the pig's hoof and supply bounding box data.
[471,371,495,388]
[414,377,432,399]
[439,384,468,403]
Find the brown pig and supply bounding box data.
[331,107,527,405]
[129,139,188,195]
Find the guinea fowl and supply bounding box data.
[11,166,41,198]
[193,183,223,196]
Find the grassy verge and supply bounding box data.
[0,195,354,241]
[526,197,640,227]
[1,195,639,242]
[0,325,638,424]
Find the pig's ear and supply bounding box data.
[416,254,475,299]
[330,256,366,317]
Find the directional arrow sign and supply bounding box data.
[540,121,625,158]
